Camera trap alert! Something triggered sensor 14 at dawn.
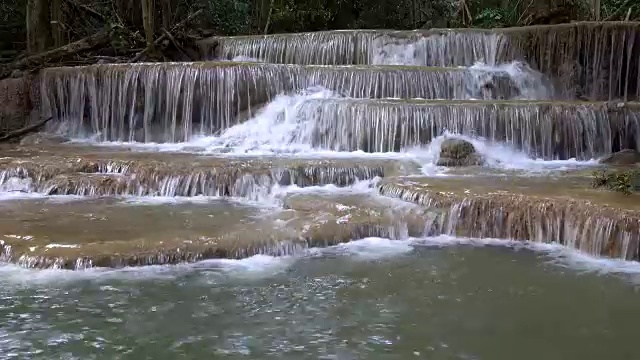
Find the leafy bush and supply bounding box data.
[592,170,640,195]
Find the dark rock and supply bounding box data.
[437,138,484,167]
[181,146,207,152]
[19,132,69,146]
[599,149,640,165]
[437,154,484,167]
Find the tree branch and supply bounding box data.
[0,117,53,143]
[131,9,202,62]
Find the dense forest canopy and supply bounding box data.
[0,0,637,59]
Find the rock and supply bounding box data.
[437,138,484,167]
[19,132,69,146]
[599,149,640,165]
[181,146,207,152]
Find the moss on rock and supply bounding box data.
[437,138,484,166]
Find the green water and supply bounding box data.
[1,242,639,360]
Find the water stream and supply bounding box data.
[1,242,640,359]
[3,23,640,359]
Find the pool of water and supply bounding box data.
[1,239,639,360]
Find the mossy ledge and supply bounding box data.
[377,176,640,261]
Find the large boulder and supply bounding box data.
[599,149,640,165]
[437,138,484,167]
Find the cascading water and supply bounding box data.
[42,60,558,143]
[371,31,515,67]
[202,29,520,67]
[4,22,640,360]
[5,22,640,269]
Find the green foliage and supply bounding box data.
[0,0,27,51]
[472,6,517,28]
[592,170,640,195]
[601,0,640,21]
[270,0,334,33]
[201,0,251,35]
[0,0,638,54]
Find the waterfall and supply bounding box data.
[202,29,516,67]
[200,22,640,101]
[296,99,640,159]
[41,61,534,142]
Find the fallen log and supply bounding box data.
[162,29,192,61]
[0,117,53,143]
[132,9,202,62]
[0,29,111,78]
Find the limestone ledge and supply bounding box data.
[0,148,418,197]
[378,175,640,261]
[0,193,434,269]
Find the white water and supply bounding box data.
[2,235,640,287]
[409,132,598,175]
[92,106,593,175]
[66,67,591,175]
[468,61,554,100]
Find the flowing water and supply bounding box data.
[2,241,640,359]
[3,23,640,359]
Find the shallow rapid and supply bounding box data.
[1,241,640,359]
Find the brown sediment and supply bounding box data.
[0,147,407,197]
[0,75,40,135]
[377,175,640,261]
[0,193,434,269]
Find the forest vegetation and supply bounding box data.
[0,0,637,67]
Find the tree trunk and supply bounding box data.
[264,0,275,34]
[26,0,52,54]
[593,0,601,20]
[161,0,172,30]
[51,0,64,47]
[2,29,111,76]
[140,0,155,49]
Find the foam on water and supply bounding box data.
[65,60,555,154]
[73,87,588,174]
[315,237,415,260]
[468,61,555,100]
[2,235,640,288]
[410,132,598,174]
[230,55,262,62]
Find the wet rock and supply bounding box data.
[19,132,69,146]
[437,138,484,166]
[599,149,640,165]
[181,146,207,152]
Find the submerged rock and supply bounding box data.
[19,132,69,146]
[599,149,640,165]
[437,138,484,166]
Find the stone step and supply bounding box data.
[40,61,529,143]
[0,147,416,198]
[377,173,640,261]
[0,193,434,269]
[199,28,504,67]
[297,98,640,160]
[199,22,640,101]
